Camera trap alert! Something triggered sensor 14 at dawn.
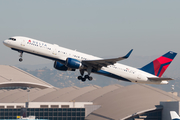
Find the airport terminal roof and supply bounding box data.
[0,65,180,119]
[0,65,53,89]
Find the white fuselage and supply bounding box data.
[3,36,168,84]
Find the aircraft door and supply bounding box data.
[52,46,57,55]
[21,40,25,46]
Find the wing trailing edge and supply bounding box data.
[82,49,133,69]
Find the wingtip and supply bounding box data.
[123,49,133,58]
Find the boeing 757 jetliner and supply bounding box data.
[3,36,177,84]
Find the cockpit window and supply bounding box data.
[8,38,16,41]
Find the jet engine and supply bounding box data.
[65,58,82,69]
[54,61,68,71]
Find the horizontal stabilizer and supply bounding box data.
[148,77,174,81]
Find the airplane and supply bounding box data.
[170,111,180,120]
[3,36,177,84]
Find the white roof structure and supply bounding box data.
[0,65,53,89]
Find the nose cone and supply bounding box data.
[3,40,7,45]
[3,40,10,47]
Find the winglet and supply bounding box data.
[123,49,133,58]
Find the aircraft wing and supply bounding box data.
[82,49,133,69]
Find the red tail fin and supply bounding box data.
[140,51,177,77]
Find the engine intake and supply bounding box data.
[66,58,82,69]
[54,61,68,71]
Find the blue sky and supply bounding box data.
[1,0,180,66]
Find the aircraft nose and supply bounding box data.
[3,40,9,46]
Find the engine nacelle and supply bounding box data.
[54,61,68,71]
[65,58,82,69]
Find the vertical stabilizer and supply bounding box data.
[140,51,177,77]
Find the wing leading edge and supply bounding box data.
[82,49,133,69]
